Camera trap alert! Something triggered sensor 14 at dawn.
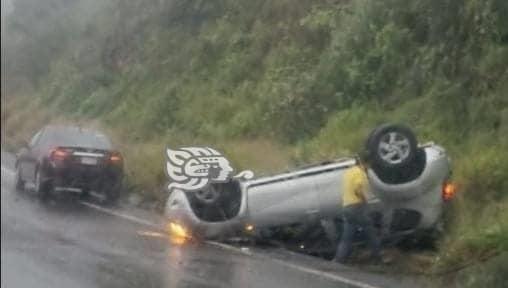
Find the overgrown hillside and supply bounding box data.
[2,0,507,286]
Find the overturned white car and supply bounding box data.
[165,124,454,254]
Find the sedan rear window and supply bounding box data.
[43,126,112,150]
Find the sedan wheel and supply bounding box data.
[14,166,25,191]
[100,182,121,206]
[35,170,50,201]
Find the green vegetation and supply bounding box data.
[2,0,507,286]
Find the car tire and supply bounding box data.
[366,124,417,170]
[14,165,25,192]
[34,169,51,201]
[370,148,427,184]
[102,182,121,206]
[365,124,384,153]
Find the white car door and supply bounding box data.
[245,173,321,228]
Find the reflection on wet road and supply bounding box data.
[1,157,356,288]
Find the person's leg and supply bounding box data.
[364,225,381,259]
[335,208,355,263]
[357,209,382,260]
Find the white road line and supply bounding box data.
[1,164,158,228]
[2,165,15,176]
[84,204,382,288]
[206,240,381,288]
[271,259,381,288]
[80,201,159,229]
[1,164,382,288]
[206,241,254,256]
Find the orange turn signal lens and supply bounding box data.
[50,148,70,160]
[442,181,457,201]
[167,222,190,239]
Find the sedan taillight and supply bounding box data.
[109,151,123,163]
[50,148,70,161]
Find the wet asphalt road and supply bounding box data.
[1,152,414,288]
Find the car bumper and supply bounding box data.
[165,189,247,240]
[46,162,122,191]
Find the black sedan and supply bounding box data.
[14,125,123,204]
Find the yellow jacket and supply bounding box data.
[342,165,369,207]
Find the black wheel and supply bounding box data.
[14,165,25,192]
[101,181,122,206]
[370,147,427,184]
[34,170,51,201]
[366,124,417,170]
[365,124,384,153]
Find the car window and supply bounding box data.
[41,127,112,150]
